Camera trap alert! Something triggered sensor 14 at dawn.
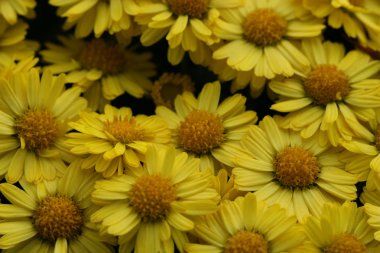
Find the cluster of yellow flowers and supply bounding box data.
[0,0,379,252]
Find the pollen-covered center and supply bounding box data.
[304,64,350,105]
[225,230,268,253]
[33,196,83,242]
[178,110,224,154]
[375,126,380,151]
[152,72,195,109]
[129,175,176,222]
[243,8,287,47]
[274,146,320,188]
[104,117,145,144]
[324,234,366,253]
[167,0,209,18]
[77,39,126,74]
[15,109,59,152]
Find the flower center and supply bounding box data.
[129,175,176,222]
[304,64,350,105]
[15,109,59,152]
[274,146,320,188]
[167,0,209,18]
[32,196,83,242]
[243,8,287,47]
[375,126,380,151]
[178,110,224,154]
[349,0,363,6]
[151,72,195,109]
[324,234,366,253]
[225,230,268,253]
[104,117,145,144]
[77,39,126,74]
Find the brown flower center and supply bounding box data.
[129,175,176,222]
[324,234,366,253]
[225,230,268,253]
[304,64,350,105]
[15,109,59,152]
[33,196,83,242]
[243,8,287,47]
[151,72,195,109]
[178,110,224,154]
[167,0,209,18]
[104,117,145,144]
[77,39,126,74]
[274,146,320,188]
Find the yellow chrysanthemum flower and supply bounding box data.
[233,116,358,222]
[131,0,244,65]
[49,0,138,38]
[304,201,380,252]
[0,161,115,252]
[155,81,258,173]
[91,146,220,253]
[40,36,156,111]
[211,0,325,79]
[186,193,308,253]
[0,69,87,184]
[269,38,380,147]
[303,0,380,51]
[0,0,36,25]
[66,104,171,178]
[0,16,39,62]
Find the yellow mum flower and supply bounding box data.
[155,81,258,173]
[212,0,325,79]
[233,116,358,222]
[131,0,244,65]
[0,161,115,252]
[66,104,171,178]
[91,146,220,253]
[303,0,380,51]
[40,36,156,111]
[49,0,138,38]
[186,193,308,253]
[0,0,35,25]
[269,38,380,146]
[0,69,87,184]
[304,201,380,252]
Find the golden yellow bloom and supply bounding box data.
[155,81,258,173]
[131,0,244,65]
[49,0,138,38]
[186,193,307,253]
[304,201,380,252]
[40,36,156,111]
[66,104,171,178]
[91,146,220,252]
[0,69,87,183]
[233,116,358,222]
[0,0,35,25]
[211,0,325,79]
[269,38,380,146]
[303,0,380,51]
[0,161,115,252]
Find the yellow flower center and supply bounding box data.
[243,8,287,47]
[77,39,126,74]
[167,0,209,18]
[349,0,363,6]
[225,230,268,253]
[324,234,366,253]
[33,196,83,242]
[375,126,380,151]
[104,118,145,144]
[129,175,176,222]
[304,64,350,105]
[151,72,195,109]
[178,110,224,154]
[15,109,59,152]
[274,146,320,188]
